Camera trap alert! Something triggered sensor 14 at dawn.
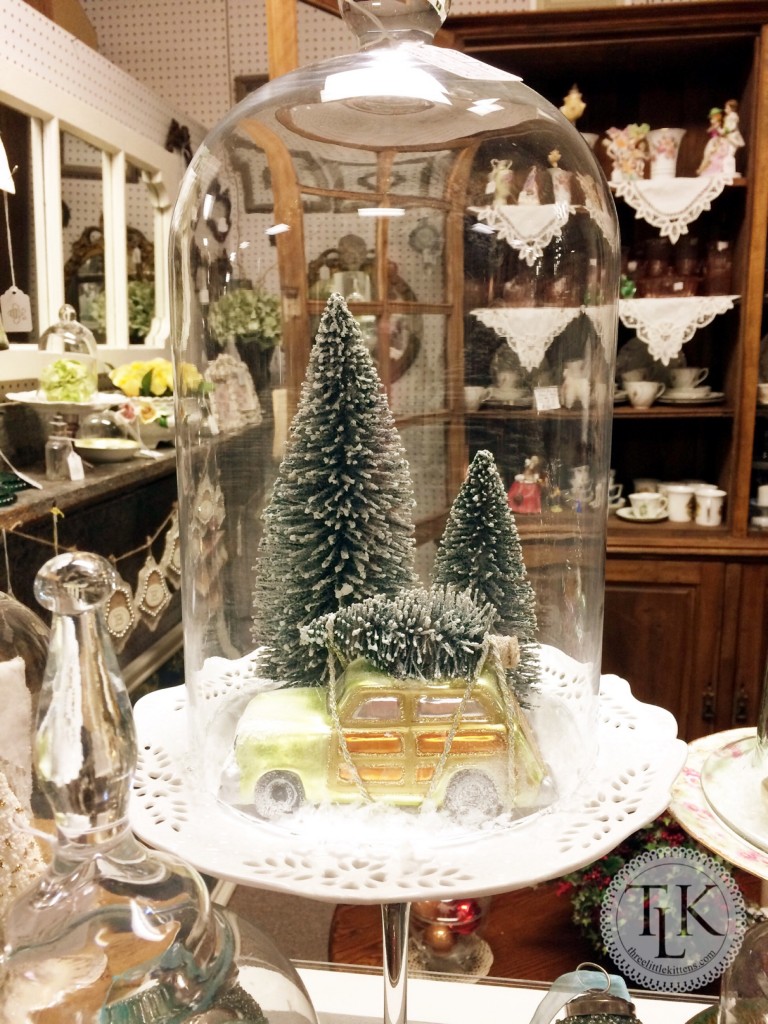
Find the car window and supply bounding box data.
[350,695,401,721]
[416,696,487,721]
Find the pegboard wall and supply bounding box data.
[6,0,205,149]
[80,0,677,133]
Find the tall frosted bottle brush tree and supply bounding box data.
[433,449,540,698]
[253,293,417,687]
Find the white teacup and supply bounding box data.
[620,369,646,387]
[758,382,768,406]
[629,491,668,519]
[757,484,768,507]
[633,478,659,493]
[666,484,697,523]
[695,488,726,527]
[463,386,491,411]
[626,380,665,408]
[496,369,521,394]
[670,367,709,390]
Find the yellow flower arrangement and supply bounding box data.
[109,359,204,397]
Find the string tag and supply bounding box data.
[0,286,32,333]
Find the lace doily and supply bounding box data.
[611,176,732,244]
[618,295,739,364]
[471,306,583,370]
[469,204,570,266]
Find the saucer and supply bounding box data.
[664,387,711,399]
[486,388,533,407]
[658,391,724,405]
[615,506,668,523]
[613,389,628,404]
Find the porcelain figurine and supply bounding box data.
[560,84,586,124]
[508,456,545,515]
[486,158,515,208]
[547,149,573,205]
[603,124,650,183]
[697,107,732,177]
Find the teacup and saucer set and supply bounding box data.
[658,366,723,405]
[615,490,669,523]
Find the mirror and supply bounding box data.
[125,159,156,343]
[62,132,107,339]
[0,102,38,342]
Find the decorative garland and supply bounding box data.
[1,506,180,652]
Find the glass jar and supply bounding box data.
[170,0,619,834]
[45,414,74,480]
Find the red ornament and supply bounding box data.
[451,898,483,935]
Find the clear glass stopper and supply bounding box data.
[340,0,447,48]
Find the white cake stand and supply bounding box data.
[131,672,685,901]
[131,671,685,1024]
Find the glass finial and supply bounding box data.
[339,0,448,47]
[1,551,315,1023]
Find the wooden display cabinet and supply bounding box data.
[443,1,768,739]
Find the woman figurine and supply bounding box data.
[722,98,745,176]
[508,455,545,514]
[697,107,731,176]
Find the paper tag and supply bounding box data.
[0,286,33,333]
[67,450,85,481]
[416,43,521,82]
[534,386,561,411]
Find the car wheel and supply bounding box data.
[443,770,501,821]
[253,770,305,819]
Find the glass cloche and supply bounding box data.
[169,0,619,841]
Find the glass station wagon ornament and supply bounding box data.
[170,0,619,835]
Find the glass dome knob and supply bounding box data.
[38,302,98,357]
[340,0,448,47]
[34,550,116,616]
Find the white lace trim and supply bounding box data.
[612,176,733,244]
[582,304,619,362]
[471,306,583,370]
[618,295,739,364]
[469,203,570,266]
[577,173,619,250]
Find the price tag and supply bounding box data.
[0,286,33,333]
[534,386,561,412]
[67,450,85,481]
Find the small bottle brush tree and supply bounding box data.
[433,449,540,698]
[302,585,497,683]
[252,293,417,687]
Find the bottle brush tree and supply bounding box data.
[433,448,540,698]
[252,292,417,687]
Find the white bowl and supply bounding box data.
[74,438,141,463]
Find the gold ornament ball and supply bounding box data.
[412,900,440,922]
[424,923,456,952]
